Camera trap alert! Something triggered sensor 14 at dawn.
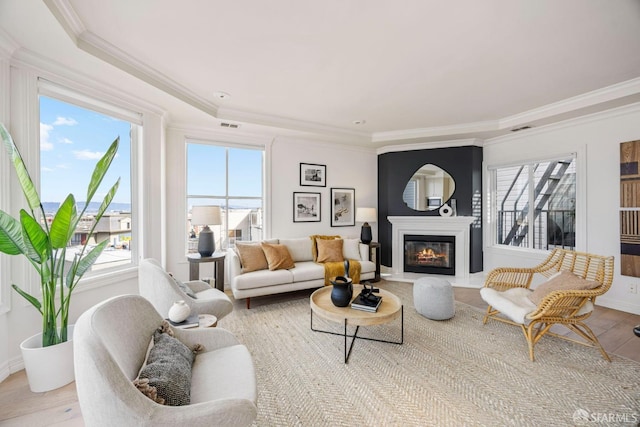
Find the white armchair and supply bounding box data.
[74,294,257,426]
[139,258,233,320]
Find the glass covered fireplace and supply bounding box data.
[404,234,455,275]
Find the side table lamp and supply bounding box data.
[356,207,377,244]
[191,205,222,257]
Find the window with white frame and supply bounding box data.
[38,85,139,273]
[186,141,264,252]
[490,154,576,250]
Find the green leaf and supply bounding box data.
[0,124,41,211]
[0,210,27,255]
[94,179,120,223]
[50,195,77,249]
[86,138,119,205]
[11,284,42,313]
[66,240,109,288]
[20,209,49,262]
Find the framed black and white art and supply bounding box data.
[330,188,355,227]
[300,163,326,187]
[293,192,321,222]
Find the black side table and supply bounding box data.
[366,242,381,282]
[187,252,225,292]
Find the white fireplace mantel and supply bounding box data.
[388,216,476,278]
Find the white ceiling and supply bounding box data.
[2,0,640,147]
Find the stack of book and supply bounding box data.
[166,314,200,329]
[351,292,382,312]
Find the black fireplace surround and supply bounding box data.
[404,234,455,275]
[378,145,483,273]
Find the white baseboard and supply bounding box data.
[596,296,640,316]
[0,360,9,384]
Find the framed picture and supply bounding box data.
[300,163,326,187]
[331,188,355,227]
[293,192,321,222]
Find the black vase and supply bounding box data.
[330,276,353,307]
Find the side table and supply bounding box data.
[366,242,381,282]
[187,252,225,292]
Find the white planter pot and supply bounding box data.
[20,325,75,393]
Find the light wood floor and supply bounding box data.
[1,287,638,426]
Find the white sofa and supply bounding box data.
[228,237,375,308]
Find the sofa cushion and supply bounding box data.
[528,270,601,305]
[316,238,344,263]
[261,242,295,270]
[233,268,293,290]
[290,261,325,282]
[169,274,197,299]
[235,242,269,273]
[279,238,313,262]
[343,238,361,260]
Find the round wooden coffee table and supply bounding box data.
[310,284,403,363]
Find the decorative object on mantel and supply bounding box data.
[620,139,640,277]
[356,207,376,244]
[0,123,120,392]
[331,188,355,227]
[439,203,453,217]
[168,300,191,323]
[191,205,222,257]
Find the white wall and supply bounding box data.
[164,129,378,283]
[483,104,640,315]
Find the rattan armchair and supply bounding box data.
[480,248,614,361]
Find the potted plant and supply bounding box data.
[0,123,120,392]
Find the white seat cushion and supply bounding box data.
[290,261,324,282]
[233,269,293,290]
[480,287,537,324]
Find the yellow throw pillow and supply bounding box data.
[261,242,295,271]
[309,235,341,261]
[235,242,269,273]
[528,270,601,305]
[316,238,344,263]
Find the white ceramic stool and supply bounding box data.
[413,277,455,320]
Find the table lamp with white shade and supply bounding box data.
[191,205,222,257]
[356,207,377,244]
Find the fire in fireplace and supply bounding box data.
[404,234,455,275]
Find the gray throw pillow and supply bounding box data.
[138,330,195,406]
[171,274,197,299]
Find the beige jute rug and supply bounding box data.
[220,281,640,427]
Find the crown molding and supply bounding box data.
[499,77,640,129]
[217,106,371,142]
[376,138,483,155]
[44,0,219,118]
[372,120,498,143]
[0,28,19,59]
[485,101,640,145]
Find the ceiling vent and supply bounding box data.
[510,125,532,132]
[220,122,239,129]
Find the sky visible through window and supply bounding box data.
[39,96,131,212]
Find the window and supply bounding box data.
[186,141,264,252]
[491,155,576,250]
[39,90,138,273]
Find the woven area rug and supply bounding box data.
[220,281,640,427]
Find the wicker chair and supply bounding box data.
[480,248,614,361]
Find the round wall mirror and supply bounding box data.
[402,164,455,211]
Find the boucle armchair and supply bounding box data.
[480,248,614,361]
[74,294,257,427]
[139,258,233,320]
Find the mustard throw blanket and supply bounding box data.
[321,260,361,286]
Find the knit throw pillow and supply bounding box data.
[316,238,344,263]
[134,324,200,406]
[261,242,295,270]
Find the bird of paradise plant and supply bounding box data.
[0,123,119,347]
